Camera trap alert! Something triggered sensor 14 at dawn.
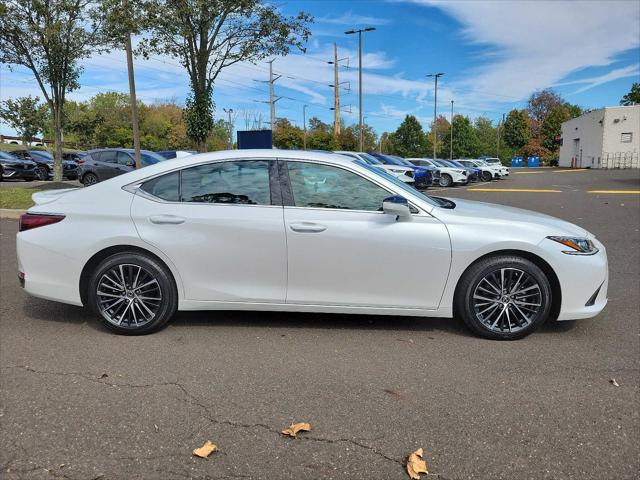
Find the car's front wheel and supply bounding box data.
[439,174,453,187]
[481,171,492,182]
[82,172,98,186]
[87,252,177,335]
[455,255,552,340]
[35,166,48,181]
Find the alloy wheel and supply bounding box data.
[83,173,98,186]
[96,263,163,329]
[472,267,543,334]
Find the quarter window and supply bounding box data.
[181,160,271,205]
[140,171,180,202]
[286,161,391,211]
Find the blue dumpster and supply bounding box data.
[511,156,523,167]
[527,156,540,167]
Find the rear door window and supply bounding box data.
[100,151,117,163]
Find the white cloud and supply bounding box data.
[318,11,391,26]
[555,64,640,94]
[405,0,640,103]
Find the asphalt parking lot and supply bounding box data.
[1,168,638,480]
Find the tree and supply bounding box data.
[141,0,312,151]
[541,106,571,151]
[620,82,640,106]
[1,1,106,180]
[442,115,479,159]
[473,116,496,157]
[503,109,531,150]
[273,118,304,149]
[527,89,564,136]
[390,115,428,157]
[0,96,48,144]
[306,117,336,151]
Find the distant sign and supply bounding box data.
[237,130,272,149]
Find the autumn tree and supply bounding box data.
[620,82,640,106]
[0,0,106,180]
[527,89,564,136]
[0,96,49,144]
[141,0,312,151]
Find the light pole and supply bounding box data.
[450,100,454,161]
[303,104,308,150]
[427,72,444,160]
[223,108,233,149]
[345,27,376,152]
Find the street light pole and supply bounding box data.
[450,100,454,161]
[427,72,444,160]
[346,27,376,152]
[303,104,308,150]
[223,108,233,149]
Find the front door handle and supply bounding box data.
[149,214,185,225]
[289,222,327,233]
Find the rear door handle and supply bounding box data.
[289,222,327,233]
[149,214,185,225]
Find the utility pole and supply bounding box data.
[450,100,454,161]
[497,112,505,158]
[303,104,308,150]
[427,72,444,160]
[223,108,233,149]
[256,59,282,132]
[346,27,376,151]
[125,33,141,168]
[328,44,350,138]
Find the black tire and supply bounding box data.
[36,166,48,181]
[439,174,453,187]
[454,255,552,340]
[481,171,492,182]
[87,252,177,335]
[82,172,98,186]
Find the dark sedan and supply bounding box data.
[0,151,37,181]
[78,148,167,186]
[10,150,79,180]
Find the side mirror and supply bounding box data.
[382,195,411,220]
[125,158,136,167]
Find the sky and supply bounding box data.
[1,0,639,138]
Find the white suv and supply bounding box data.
[407,158,468,187]
[481,158,509,177]
[334,151,415,184]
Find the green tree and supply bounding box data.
[473,116,496,157]
[620,82,640,106]
[306,117,336,151]
[390,115,427,157]
[1,0,106,180]
[541,106,571,151]
[503,109,531,150]
[140,0,312,151]
[442,114,479,159]
[0,96,48,144]
[273,118,304,149]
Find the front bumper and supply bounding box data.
[2,165,37,180]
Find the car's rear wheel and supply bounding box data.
[455,255,552,340]
[481,171,492,182]
[439,174,453,187]
[82,172,98,186]
[87,252,177,335]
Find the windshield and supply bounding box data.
[358,153,384,165]
[393,157,419,167]
[29,150,53,160]
[448,160,467,169]
[432,160,450,167]
[374,154,407,166]
[355,160,437,207]
[0,151,18,160]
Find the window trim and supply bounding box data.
[130,158,281,208]
[277,158,424,215]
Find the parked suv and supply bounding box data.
[79,148,167,186]
[11,150,79,180]
[0,151,37,181]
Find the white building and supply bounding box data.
[559,105,639,168]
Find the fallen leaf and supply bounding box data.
[281,422,311,438]
[154,424,159,432]
[406,448,429,479]
[99,373,108,379]
[610,378,620,387]
[192,440,218,458]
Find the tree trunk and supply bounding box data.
[198,139,206,153]
[53,102,64,182]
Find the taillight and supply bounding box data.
[19,213,65,232]
[78,159,85,164]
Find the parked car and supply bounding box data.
[333,151,415,184]
[446,159,482,181]
[457,159,498,182]
[63,151,87,162]
[79,148,168,186]
[369,153,432,189]
[475,159,509,178]
[17,149,608,340]
[0,151,37,181]
[407,158,468,187]
[384,155,439,189]
[11,150,79,180]
[156,150,198,159]
[480,156,502,166]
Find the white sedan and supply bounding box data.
[17,150,608,339]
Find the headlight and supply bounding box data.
[548,236,599,255]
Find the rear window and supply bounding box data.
[140,171,180,202]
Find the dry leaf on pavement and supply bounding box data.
[192,440,218,458]
[281,422,311,438]
[406,447,429,479]
[610,378,620,387]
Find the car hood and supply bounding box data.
[437,197,589,237]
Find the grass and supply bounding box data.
[0,187,41,209]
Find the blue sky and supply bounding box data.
[1,0,639,138]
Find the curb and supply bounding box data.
[0,208,26,219]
